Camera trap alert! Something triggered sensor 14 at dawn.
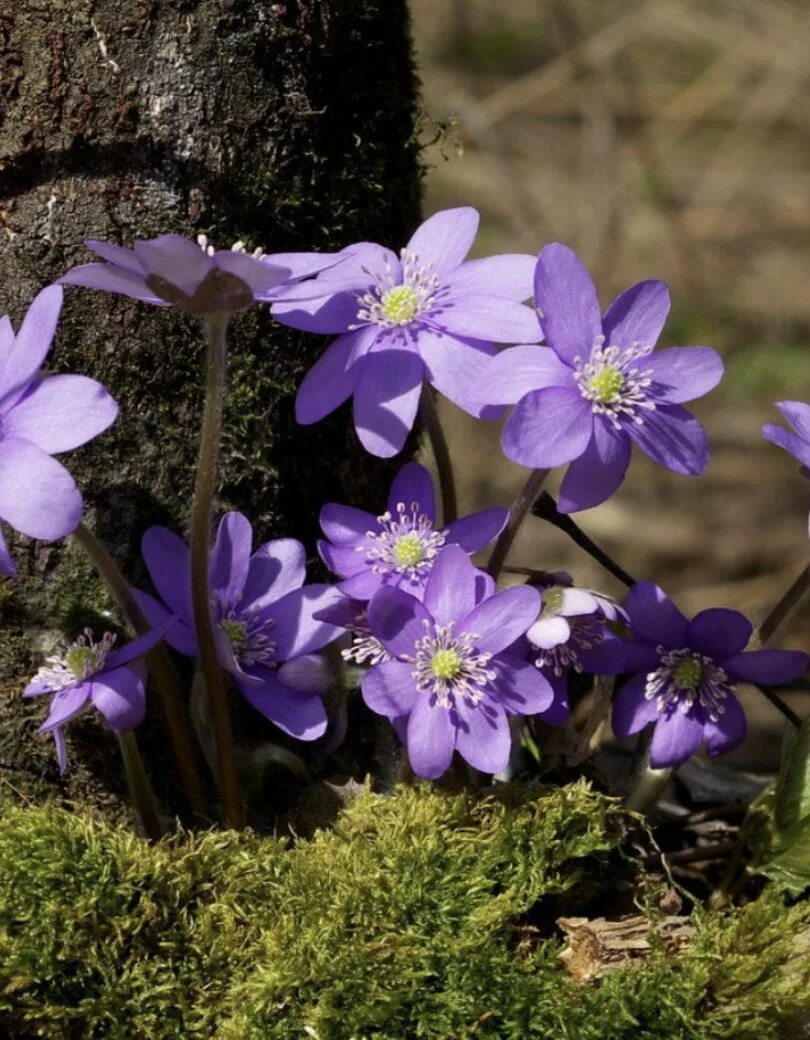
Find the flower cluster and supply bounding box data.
[7,210,806,822]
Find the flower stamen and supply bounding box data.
[644,646,732,721]
[354,249,440,329]
[411,621,496,709]
[574,335,656,429]
[363,501,446,586]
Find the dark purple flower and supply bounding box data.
[524,581,626,725]
[484,244,724,512]
[60,234,336,315]
[0,528,14,578]
[24,623,168,774]
[0,286,118,564]
[318,461,508,600]
[361,546,551,778]
[271,208,541,457]
[600,582,807,768]
[135,512,343,741]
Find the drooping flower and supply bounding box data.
[134,512,343,740]
[318,461,508,600]
[0,286,118,559]
[59,234,338,315]
[270,208,542,456]
[524,579,626,724]
[24,623,168,774]
[361,546,552,778]
[483,245,724,512]
[599,582,807,768]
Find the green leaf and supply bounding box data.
[774,718,810,832]
[761,816,810,895]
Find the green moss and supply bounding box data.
[1,784,808,1039]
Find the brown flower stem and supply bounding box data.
[755,563,810,646]
[532,492,636,588]
[419,386,458,524]
[754,683,802,730]
[487,469,549,580]
[117,731,163,840]
[73,521,206,817]
[190,312,244,829]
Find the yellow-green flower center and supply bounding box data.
[673,658,703,690]
[65,646,97,679]
[587,364,624,403]
[221,618,248,650]
[431,648,462,680]
[381,285,420,325]
[393,533,425,568]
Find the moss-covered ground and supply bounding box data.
[0,783,807,1039]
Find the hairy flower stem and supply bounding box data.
[532,492,636,588]
[191,313,244,830]
[72,522,206,818]
[487,469,548,579]
[626,763,673,815]
[117,731,163,840]
[419,387,458,523]
[625,728,672,815]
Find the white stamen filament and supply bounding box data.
[574,335,657,429]
[353,248,441,329]
[644,645,732,721]
[410,620,496,709]
[362,501,447,586]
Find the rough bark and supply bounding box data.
[0,0,421,808]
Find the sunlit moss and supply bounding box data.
[1,784,808,1039]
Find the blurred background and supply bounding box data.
[410,0,810,768]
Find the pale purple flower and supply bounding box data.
[524,580,626,724]
[600,582,807,768]
[60,234,337,315]
[484,244,724,512]
[134,512,343,741]
[318,461,507,600]
[0,286,118,564]
[270,208,541,457]
[762,402,810,469]
[361,546,551,778]
[24,622,168,774]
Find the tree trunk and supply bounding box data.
[0,0,421,809]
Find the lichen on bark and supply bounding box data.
[0,0,422,805]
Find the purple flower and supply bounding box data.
[318,461,508,600]
[313,594,393,668]
[524,580,626,725]
[134,512,343,741]
[601,582,807,768]
[24,623,167,774]
[271,208,541,457]
[484,245,724,512]
[762,402,810,526]
[0,528,14,578]
[60,234,336,315]
[361,546,552,778]
[0,286,118,566]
